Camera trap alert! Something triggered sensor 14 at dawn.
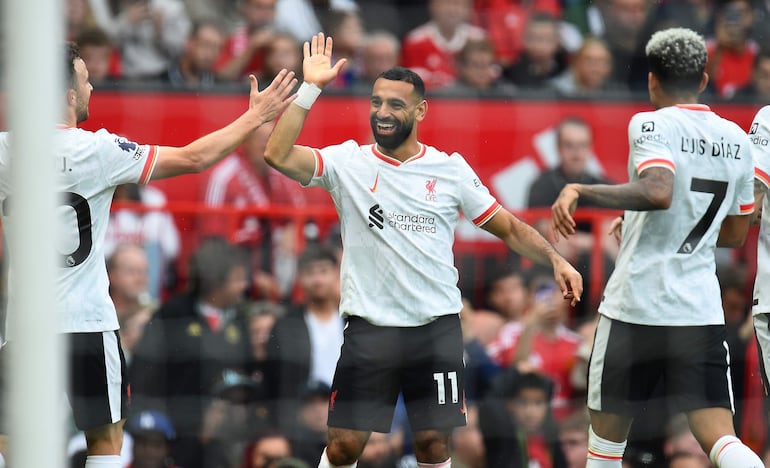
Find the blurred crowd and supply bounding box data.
[60,0,770,101]
[3,0,770,467]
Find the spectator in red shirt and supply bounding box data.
[706,0,758,98]
[486,271,583,420]
[215,0,278,81]
[401,0,487,89]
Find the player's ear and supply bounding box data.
[699,72,709,93]
[66,88,76,107]
[415,99,427,122]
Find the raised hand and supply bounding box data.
[302,32,347,89]
[247,69,298,123]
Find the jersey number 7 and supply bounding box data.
[677,178,728,254]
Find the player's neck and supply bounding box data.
[376,141,422,163]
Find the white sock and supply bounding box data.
[417,459,451,467]
[709,435,763,467]
[84,454,122,467]
[318,447,358,468]
[586,425,626,467]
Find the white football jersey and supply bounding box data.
[751,105,770,316]
[600,105,754,326]
[0,127,159,333]
[307,140,500,327]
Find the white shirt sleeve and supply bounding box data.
[453,153,501,226]
[628,112,676,176]
[95,129,159,186]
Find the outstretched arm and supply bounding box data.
[551,167,673,239]
[264,33,347,184]
[482,208,583,306]
[150,70,297,180]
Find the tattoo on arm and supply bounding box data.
[578,168,674,211]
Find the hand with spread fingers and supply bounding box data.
[551,183,581,241]
[247,69,298,122]
[302,32,348,89]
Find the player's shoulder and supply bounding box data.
[628,111,662,134]
[754,105,770,122]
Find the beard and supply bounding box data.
[75,97,89,124]
[370,114,414,150]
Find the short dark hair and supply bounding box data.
[75,27,112,49]
[377,67,426,100]
[65,42,80,89]
[297,244,338,272]
[188,237,248,297]
[645,27,707,95]
[508,371,554,401]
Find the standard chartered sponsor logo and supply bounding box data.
[387,212,437,233]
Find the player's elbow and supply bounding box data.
[263,145,284,170]
[647,189,672,210]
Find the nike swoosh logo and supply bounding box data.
[369,171,379,193]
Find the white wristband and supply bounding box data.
[294,82,322,110]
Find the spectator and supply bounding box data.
[257,31,304,85]
[105,0,192,80]
[473,0,563,68]
[460,299,503,403]
[356,431,401,468]
[644,0,716,37]
[322,9,366,88]
[244,300,286,381]
[502,12,567,89]
[706,0,758,98]
[182,0,241,33]
[241,431,294,468]
[215,0,278,81]
[105,183,180,301]
[591,0,653,88]
[732,49,770,101]
[527,116,615,319]
[289,381,332,466]
[433,38,517,97]
[200,122,309,299]
[479,370,567,467]
[75,27,121,85]
[484,266,530,323]
[67,0,97,41]
[198,369,271,468]
[487,272,583,420]
[550,37,626,98]
[164,19,225,89]
[125,410,181,468]
[264,245,342,432]
[350,30,401,92]
[106,243,155,364]
[401,0,487,89]
[558,409,590,468]
[130,238,257,468]
[451,403,485,468]
[274,0,359,44]
[662,414,711,468]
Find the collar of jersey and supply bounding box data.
[675,104,711,111]
[371,143,427,166]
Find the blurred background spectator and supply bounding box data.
[265,245,342,432]
[256,31,303,85]
[241,430,294,468]
[163,19,225,89]
[550,36,625,97]
[401,0,487,89]
[732,48,770,101]
[74,27,122,85]
[106,243,155,365]
[214,0,278,81]
[558,409,590,468]
[350,30,401,91]
[125,410,181,468]
[503,12,566,89]
[706,0,758,99]
[130,238,256,468]
[200,123,308,300]
[105,183,180,301]
[287,381,331,466]
[322,8,365,88]
[274,0,359,43]
[433,38,516,97]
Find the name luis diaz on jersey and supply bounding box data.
[679,137,741,159]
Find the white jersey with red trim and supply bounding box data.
[751,105,770,316]
[0,127,159,334]
[307,140,500,327]
[599,105,754,326]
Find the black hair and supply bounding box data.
[187,237,248,297]
[297,244,338,272]
[377,67,426,100]
[65,42,80,89]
